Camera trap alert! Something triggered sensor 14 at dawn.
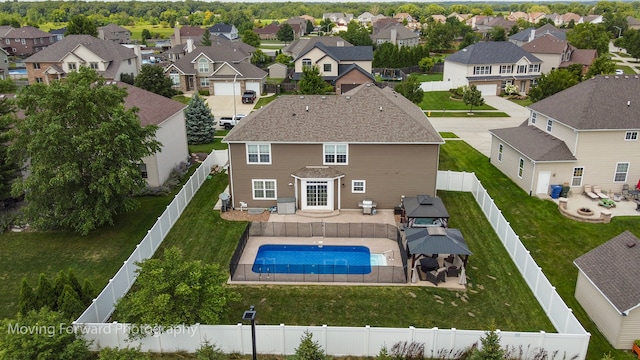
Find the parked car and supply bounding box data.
[219,114,246,129]
[241,90,256,104]
[616,69,624,75]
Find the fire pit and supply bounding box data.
[577,207,594,216]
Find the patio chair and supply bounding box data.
[444,255,463,277]
[622,184,631,200]
[583,185,599,200]
[420,266,446,286]
[593,185,609,199]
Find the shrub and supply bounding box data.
[449,86,464,99]
[196,341,225,360]
[198,89,210,96]
[294,331,326,360]
[98,346,151,359]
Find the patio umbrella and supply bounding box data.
[459,266,467,285]
[411,264,418,283]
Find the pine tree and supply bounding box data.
[34,273,55,310]
[81,279,96,305]
[67,269,84,301]
[0,97,18,201]
[185,94,215,145]
[17,278,36,315]
[470,329,505,360]
[294,331,325,360]
[201,30,212,46]
[57,284,86,320]
[53,270,68,300]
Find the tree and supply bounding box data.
[57,284,86,320]
[566,23,610,55]
[241,29,260,48]
[294,331,325,360]
[34,273,55,310]
[201,30,211,46]
[134,64,177,98]
[618,29,640,60]
[298,65,332,95]
[141,28,152,40]
[305,20,315,34]
[185,93,215,145]
[462,85,485,113]
[585,54,616,78]
[459,32,478,50]
[528,69,579,102]
[17,278,36,316]
[0,308,91,359]
[65,14,97,37]
[275,53,293,67]
[115,247,240,334]
[277,23,294,44]
[11,68,161,235]
[320,18,334,34]
[0,95,18,201]
[394,75,424,104]
[418,57,435,72]
[339,20,372,46]
[250,49,271,67]
[489,26,507,41]
[469,329,505,360]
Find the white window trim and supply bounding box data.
[531,112,537,124]
[625,131,638,141]
[546,119,553,132]
[200,77,210,87]
[351,180,366,193]
[323,144,348,165]
[518,158,524,179]
[572,167,584,187]
[198,58,209,73]
[252,179,277,200]
[246,143,272,164]
[613,162,629,183]
[498,143,503,162]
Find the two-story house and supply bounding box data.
[208,23,238,40]
[171,25,206,47]
[508,24,566,46]
[97,24,131,44]
[370,23,420,48]
[23,35,139,85]
[443,41,542,95]
[283,36,352,59]
[222,83,444,212]
[0,26,56,57]
[164,42,265,95]
[322,12,354,26]
[521,34,597,74]
[489,75,640,196]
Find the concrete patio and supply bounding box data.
[547,191,640,221]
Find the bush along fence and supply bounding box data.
[74,170,589,358]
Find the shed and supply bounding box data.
[573,230,640,349]
[267,62,288,79]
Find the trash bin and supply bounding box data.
[560,184,570,198]
[550,185,563,199]
[219,192,230,212]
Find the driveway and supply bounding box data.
[427,96,530,157]
[204,95,258,129]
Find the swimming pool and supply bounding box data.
[252,244,384,275]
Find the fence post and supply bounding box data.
[547,287,556,313]
[364,325,371,357]
[237,323,244,355]
[321,324,328,353]
[124,261,130,284]
[109,279,115,307]
[93,299,99,323]
[450,328,457,354]
[563,309,573,333]
[280,324,286,355]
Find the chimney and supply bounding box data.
[133,45,142,72]
[390,27,397,45]
[186,39,194,53]
[174,23,181,47]
[529,28,536,42]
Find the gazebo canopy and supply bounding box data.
[403,195,449,219]
[405,227,472,256]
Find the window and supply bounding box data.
[302,58,312,68]
[531,112,537,124]
[246,144,271,164]
[546,119,553,132]
[20,39,25,45]
[352,180,365,193]
[252,180,276,199]
[33,63,40,70]
[90,62,98,70]
[324,144,347,164]
[35,77,43,83]
[3,39,8,45]
[198,58,209,73]
[571,167,584,186]
[138,163,148,178]
[128,59,131,65]
[529,64,540,73]
[68,62,77,71]
[169,73,180,86]
[473,66,491,75]
[614,162,629,182]
[531,79,538,87]
[625,131,638,141]
[517,65,527,73]
[500,80,512,90]
[323,63,331,72]
[498,143,503,162]
[518,158,524,178]
[200,77,209,87]
[499,65,513,74]
[34,38,38,45]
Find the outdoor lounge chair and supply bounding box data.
[419,266,446,286]
[444,255,463,277]
[583,185,599,200]
[593,185,609,199]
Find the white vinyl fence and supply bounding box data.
[75,170,590,359]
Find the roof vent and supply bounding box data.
[627,241,636,248]
[305,105,309,112]
[299,95,304,99]
[379,106,383,111]
[628,101,631,107]
[346,96,351,100]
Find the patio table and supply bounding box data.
[419,257,440,272]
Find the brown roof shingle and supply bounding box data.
[223,84,443,144]
[118,82,186,126]
[574,231,640,314]
[490,123,576,162]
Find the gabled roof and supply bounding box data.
[490,122,576,162]
[574,231,640,314]
[283,36,352,58]
[335,64,375,82]
[447,41,541,65]
[371,23,419,40]
[528,75,640,130]
[99,24,129,33]
[209,62,267,80]
[296,42,373,62]
[177,26,205,37]
[510,24,566,42]
[521,34,568,54]
[168,44,250,74]
[116,82,187,126]
[223,84,443,144]
[627,16,640,27]
[254,23,280,35]
[560,48,597,67]
[208,23,234,33]
[4,26,52,39]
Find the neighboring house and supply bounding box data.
[394,12,414,23]
[561,12,581,26]
[507,11,528,22]
[469,16,517,39]
[370,23,420,47]
[171,25,206,47]
[489,75,640,196]
[448,13,471,23]
[222,83,444,211]
[254,23,280,40]
[0,48,8,79]
[23,34,139,85]
[292,42,373,86]
[119,82,189,188]
[574,231,640,349]
[521,34,596,74]
[529,12,547,24]
[627,16,640,30]
[579,15,604,24]
[286,17,309,36]
[509,24,566,46]
[282,36,352,59]
[431,15,447,24]
[267,62,287,79]
[49,27,66,41]
[208,23,238,40]
[357,12,376,25]
[164,43,265,95]
[0,26,56,56]
[443,41,542,95]
[97,24,131,44]
[323,12,354,26]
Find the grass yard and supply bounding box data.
[255,94,278,108]
[125,24,175,41]
[412,73,444,82]
[419,91,496,111]
[508,97,533,107]
[427,111,509,118]
[188,136,228,153]
[615,65,635,74]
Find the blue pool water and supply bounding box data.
[253,244,373,274]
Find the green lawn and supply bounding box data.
[412,73,443,82]
[508,98,533,107]
[255,94,278,108]
[125,24,176,41]
[427,111,509,118]
[188,137,227,153]
[439,132,459,138]
[615,65,635,74]
[420,91,496,111]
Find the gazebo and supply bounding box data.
[401,194,449,227]
[404,227,472,269]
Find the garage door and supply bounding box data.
[245,82,261,94]
[476,84,498,96]
[213,82,241,95]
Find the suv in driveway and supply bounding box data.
[241,90,256,104]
